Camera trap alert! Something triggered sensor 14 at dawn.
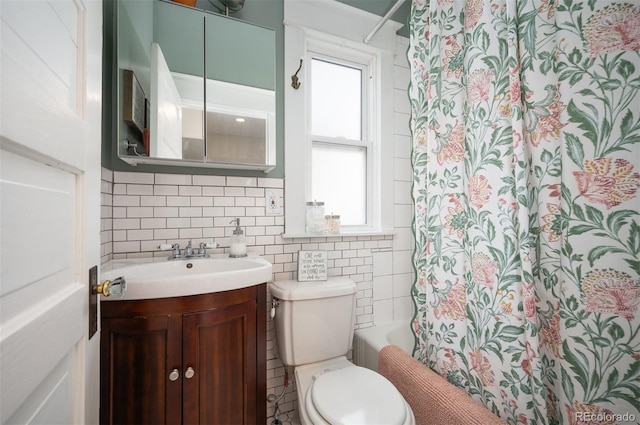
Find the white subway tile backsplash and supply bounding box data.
[167,217,191,228]
[179,207,203,217]
[224,186,245,197]
[114,171,154,184]
[190,217,214,227]
[127,184,154,195]
[113,184,127,195]
[245,206,265,216]
[141,196,167,207]
[190,197,214,207]
[141,218,166,229]
[113,218,140,230]
[266,226,283,236]
[154,185,179,196]
[202,207,225,217]
[227,176,257,187]
[154,207,179,217]
[192,175,225,186]
[214,197,234,207]
[246,226,266,236]
[257,178,283,188]
[246,187,265,197]
[113,230,127,242]
[113,195,140,207]
[114,241,140,252]
[202,186,224,197]
[264,244,283,255]
[179,185,202,196]
[154,228,179,239]
[100,180,113,193]
[128,229,154,240]
[224,206,245,217]
[101,168,113,182]
[235,197,256,207]
[180,228,203,239]
[127,207,154,218]
[113,207,127,219]
[155,173,192,185]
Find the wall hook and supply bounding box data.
[291,59,303,90]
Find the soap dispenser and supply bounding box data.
[229,218,247,258]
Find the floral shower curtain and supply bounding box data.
[409,1,640,424]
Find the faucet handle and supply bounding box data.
[198,242,218,255]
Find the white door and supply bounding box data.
[0,0,102,423]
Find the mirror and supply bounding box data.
[117,0,276,171]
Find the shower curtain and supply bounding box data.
[409,1,640,424]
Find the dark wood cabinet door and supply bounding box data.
[100,315,182,425]
[182,300,258,425]
[100,284,266,425]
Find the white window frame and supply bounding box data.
[283,0,397,237]
[308,45,375,229]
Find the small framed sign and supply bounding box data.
[297,251,328,281]
[123,69,145,134]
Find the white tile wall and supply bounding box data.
[99,34,413,425]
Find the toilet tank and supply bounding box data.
[270,278,356,367]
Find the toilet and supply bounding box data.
[270,278,415,425]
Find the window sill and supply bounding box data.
[281,230,395,240]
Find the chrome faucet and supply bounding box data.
[185,240,194,257]
[159,241,218,260]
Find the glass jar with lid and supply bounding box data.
[305,201,325,234]
[324,213,340,234]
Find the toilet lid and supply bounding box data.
[309,366,406,424]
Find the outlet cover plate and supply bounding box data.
[265,189,281,215]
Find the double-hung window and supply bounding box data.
[309,51,373,227]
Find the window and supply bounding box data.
[309,56,371,226]
[283,1,396,236]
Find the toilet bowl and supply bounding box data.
[295,356,415,425]
[270,278,415,425]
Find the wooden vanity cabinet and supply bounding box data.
[100,284,266,425]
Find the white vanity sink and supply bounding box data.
[100,254,272,301]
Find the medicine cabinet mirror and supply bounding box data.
[117,0,276,171]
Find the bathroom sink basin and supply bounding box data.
[100,255,272,301]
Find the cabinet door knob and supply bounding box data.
[185,367,195,379]
[169,368,180,382]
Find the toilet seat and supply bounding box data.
[304,366,412,425]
